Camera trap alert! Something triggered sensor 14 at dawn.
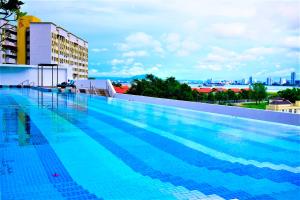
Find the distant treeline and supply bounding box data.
[126,74,279,104]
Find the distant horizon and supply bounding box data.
[90,73,298,83]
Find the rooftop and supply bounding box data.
[30,22,88,43]
[269,98,292,105]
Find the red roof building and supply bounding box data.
[114,85,129,94]
[192,87,250,94]
[193,88,212,93]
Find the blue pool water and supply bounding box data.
[0,88,300,200]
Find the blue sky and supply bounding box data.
[23,0,300,80]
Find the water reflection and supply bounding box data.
[1,108,31,146]
[35,90,89,112]
[17,111,31,146]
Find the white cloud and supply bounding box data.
[89,62,160,77]
[122,50,148,57]
[203,46,282,64]
[162,33,200,56]
[111,59,124,65]
[287,51,300,59]
[205,54,227,63]
[211,23,247,38]
[111,58,134,66]
[163,33,181,52]
[89,62,102,66]
[201,47,241,67]
[282,36,300,49]
[197,45,285,73]
[254,67,297,78]
[116,32,200,57]
[262,68,296,77]
[196,64,222,71]
[244,47,278,55]
[115,32,164,55]
[179,39,199,56]
[89,69,99,74]
[91,48,108,52]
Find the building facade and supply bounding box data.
[0,20,17,64]
[249,76,253,85]
[0,16,88,80]
[267,97,300,114]
[279,77,286,85]
[291,72,296,85]
[267,77,272,86]
[29,22,88,79]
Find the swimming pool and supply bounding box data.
[1,88,299,200]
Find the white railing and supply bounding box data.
[74,79,116,97]
[106,79,116,97]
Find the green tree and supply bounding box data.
[215,91,223,104]
[207,92,215,102]
[250,83,267,104]
[0,0,25,20]
[222,92,228,104]
[277,88,300,103]
[127,74,199,102]
[227,89,236,102]
[177,83,194,101]
[1,0,26,50]
[198,93,208,102]
[240,89,250,100]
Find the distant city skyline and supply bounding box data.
[23,0,300,79]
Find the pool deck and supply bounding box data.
[115,93,300,126]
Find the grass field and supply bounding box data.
[240,102,268,110]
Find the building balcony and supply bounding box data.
[7,34,17,41]
[2,26,17,33]
[4,50,17,57]
[3,57,17,64]
[2,40,17,47]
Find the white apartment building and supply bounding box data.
[29,22,88,79]
[1,16,88,80]
[0,20,17,64]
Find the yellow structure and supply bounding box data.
[267,98,300,114]
[17,16,41,64]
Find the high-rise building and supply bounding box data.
[267,77,272,86]
[0,20,17,64]
[241,78,246,85]
[249,76,253,85]
[207,78,213,84]
[0,15,88,79]
[279,77,286,85]
[291,72,296,85]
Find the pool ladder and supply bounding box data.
[18,80,35,88]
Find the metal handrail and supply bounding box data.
[18,80,30,87]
